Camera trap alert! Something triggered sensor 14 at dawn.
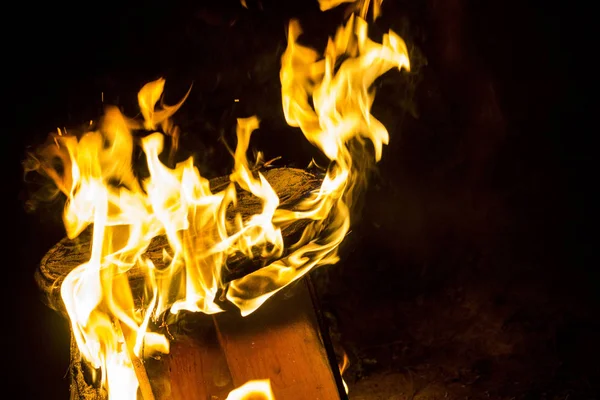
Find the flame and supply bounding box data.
[226,379,275,400]
[339,350,350,395]
[319,0,384,21]
[34,8,409,400]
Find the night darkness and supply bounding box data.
[7,1,594,399]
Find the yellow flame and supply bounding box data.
[339,350,350,394]
[226,379,275,400]
[319,0,384,21]
[37,10,409,400]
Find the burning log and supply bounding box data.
[36,167,347,399]
[36,167,322,317]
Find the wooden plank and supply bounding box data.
[144,313,234,400]
[213,277,345,400]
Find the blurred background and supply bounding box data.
[7,0,594,398]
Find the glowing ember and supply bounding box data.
[33,4,409,399]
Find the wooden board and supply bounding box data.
[213,277,346,400]
[145,313,235,400]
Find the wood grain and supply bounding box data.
[213,278,343,400]
[144,313,235,400]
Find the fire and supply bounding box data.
[319,0,384,21]
[225,379,275,400]
[33,5,409,400]
[339,350,350,394]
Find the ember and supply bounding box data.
[30,1,409,399]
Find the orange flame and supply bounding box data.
[339,350,350,394]
[226,379,275,400]
[36,9,409,400]
[319,0,384,21]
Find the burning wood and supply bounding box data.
[32,2,410,399]
[60,276,343,400]
[36,168,323,317]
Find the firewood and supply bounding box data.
[38,167,337,400]
[36,167,323,317]
[65,277,346,400]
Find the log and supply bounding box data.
[66,276,347,400]
[36,167,323,316]
[38,167,345,400]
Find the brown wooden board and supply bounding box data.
[144,313,235,400]
[213,278,345,400]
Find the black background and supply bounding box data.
[6,1,594,398]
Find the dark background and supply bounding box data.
[6,0,594,398]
